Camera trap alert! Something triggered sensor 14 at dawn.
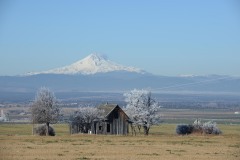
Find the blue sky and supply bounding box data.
[0,0,239,76]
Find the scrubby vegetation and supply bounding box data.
[176,119,222,135]
[176,124,193,135]
[35,124,55,136]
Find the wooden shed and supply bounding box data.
[91,104,130,135]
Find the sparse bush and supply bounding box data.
[35,124,55,136]
[192,119,203,134]
[176,124,193,135]
[202,121,222,135]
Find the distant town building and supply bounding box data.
[0,110,8,122]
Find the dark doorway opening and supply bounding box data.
[107,123,110,133]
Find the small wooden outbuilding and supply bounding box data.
[91,104,130,135]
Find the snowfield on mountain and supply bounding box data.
[28,54,146,75]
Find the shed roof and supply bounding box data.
[98,103,129,119]
[98,104,118,117]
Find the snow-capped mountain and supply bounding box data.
[29,54,145,75]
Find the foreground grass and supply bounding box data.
[0,124,239,160]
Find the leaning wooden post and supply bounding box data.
[32,119,35,135]
[69,123,72,135]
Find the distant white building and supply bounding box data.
[234,112,239,115]
[0,110,7,122]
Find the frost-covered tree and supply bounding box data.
[69,107,102,134]
[31,87,61,136]
[124,89,161,135]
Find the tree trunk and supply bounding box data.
[69,124,72,135]
[32,120,35,135]
[46,122,50,136]
[131,124,133,136]
[143,126,150,135]
[137,125,141,134]
[131,124,136,136]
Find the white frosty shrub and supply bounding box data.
[202,121,222,135]
[192,119,203,133]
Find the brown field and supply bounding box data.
[0,124,239,160]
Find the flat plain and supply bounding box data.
[0,124,239,160]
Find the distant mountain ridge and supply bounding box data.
[0,54,240,96]
[28,54,146,75]
[0,73,239,94]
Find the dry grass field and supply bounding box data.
[0,124,239,160]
